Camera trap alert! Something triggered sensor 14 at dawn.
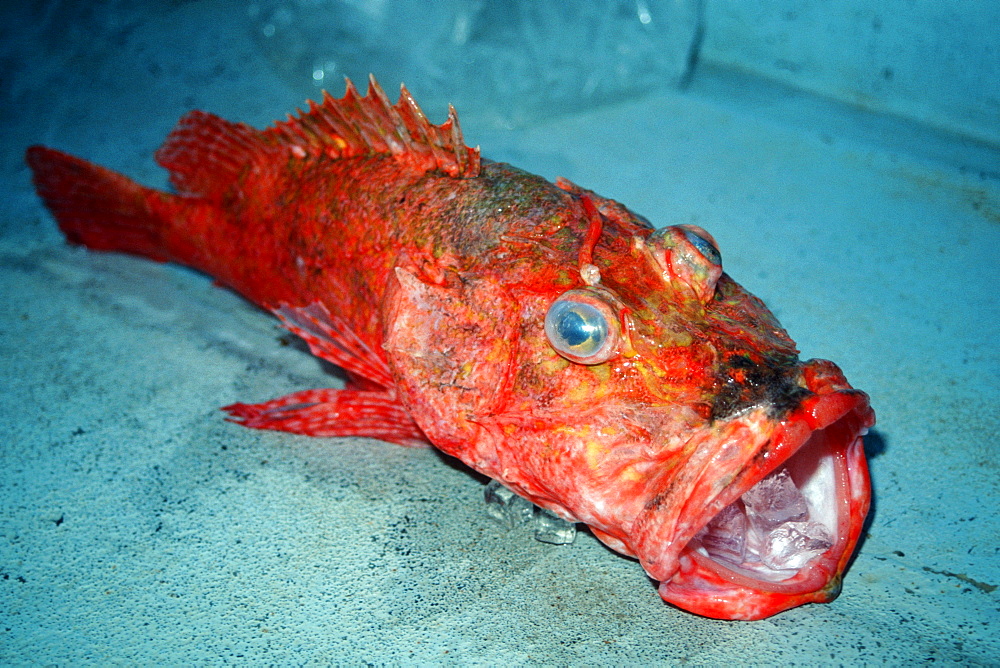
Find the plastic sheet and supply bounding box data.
[248,0,702,127]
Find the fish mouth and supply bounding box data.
[657,360,874,620]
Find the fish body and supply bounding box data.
[27,77,874,620]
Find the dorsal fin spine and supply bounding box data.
[367,76,410,155]
[266,75,480,178]
[343,78,387,152]
[284,112,310,145]
[316,91,354,155]
[307,93,341,155]
[324,80,372,154]
[396,86,432,154]
[446,105,472,176]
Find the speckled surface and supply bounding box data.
[2,2,998,664]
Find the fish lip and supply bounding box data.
[651,360,875,620]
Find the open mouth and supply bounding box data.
[692,421,851,584]
[657,380,874,620]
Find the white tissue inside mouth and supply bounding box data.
[695,460,834,580]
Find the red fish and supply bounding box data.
[26,77,874,620]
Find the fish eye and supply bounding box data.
[544,291,620,365]
[680,228,721,266]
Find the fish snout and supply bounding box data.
[641,358,874,619]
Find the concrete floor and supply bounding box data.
[2,2,997,663]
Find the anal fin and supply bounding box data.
[223,388,428,448]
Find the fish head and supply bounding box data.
[504,208,874,620]
[384,177,873,621]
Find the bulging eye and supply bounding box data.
[544,290,620,365]
[645,224,723,304]
[679,226,721,266]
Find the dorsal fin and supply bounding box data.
[155,110,272,200]
[154,76,480,202]
[266,75,481,179]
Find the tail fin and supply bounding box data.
[26,145,172,262]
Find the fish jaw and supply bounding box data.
[647,360,874,620]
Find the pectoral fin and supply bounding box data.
[273,302,394,390]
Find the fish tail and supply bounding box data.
[26,145,176,262]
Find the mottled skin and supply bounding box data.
[26,78,874,620]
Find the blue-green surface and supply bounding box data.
[2,2,997,663]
